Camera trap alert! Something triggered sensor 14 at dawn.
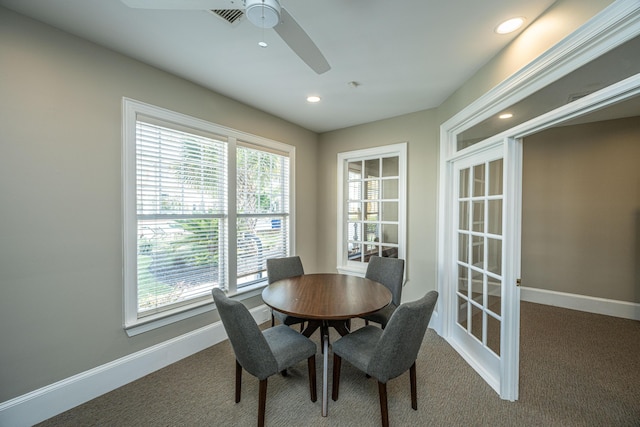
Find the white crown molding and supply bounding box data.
[441,0,640,137]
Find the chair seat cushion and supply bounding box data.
[263,325,317,372]
[273,309,306,326]
[331,325,383,374]
[361,303,397,327]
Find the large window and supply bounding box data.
[123,99,293,333]
[337,143,407,275]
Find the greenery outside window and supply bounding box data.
[123,99,293,333]
[337,143,407,275]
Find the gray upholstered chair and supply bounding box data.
[360,256,405,328]
[332,291,438,427]
[266,256,306,329]
[212,288,317,427]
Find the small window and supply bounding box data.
[337,143,407,275]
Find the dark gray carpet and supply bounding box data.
[37,302,640,426]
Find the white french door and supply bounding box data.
[437,3,639,400]
[446,140,521,400]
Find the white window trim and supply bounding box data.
[122,98,295,335]
[336,142,407,276]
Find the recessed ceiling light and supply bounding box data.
[499,113,514,119]
[306,96,321,103]
[495,17,525,34]
[258,41,268,48]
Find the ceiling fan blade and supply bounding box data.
[274,8,331,75]
[121,0,237,10]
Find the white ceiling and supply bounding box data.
[0,0,557,133]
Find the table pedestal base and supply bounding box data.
[302,320,350,417]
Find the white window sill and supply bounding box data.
[125,283,266,337]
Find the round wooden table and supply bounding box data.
[262,273,392,416]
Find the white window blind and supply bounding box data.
[236,142,290,287]
[135,120,228,317]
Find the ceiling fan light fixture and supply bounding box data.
[245,0,281,29]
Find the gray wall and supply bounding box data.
[522,117,640,303]
[0,7,318,402]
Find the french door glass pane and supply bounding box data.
[471,303,483,342]
[473,164,485,197]
[382,224,398,244]
[381,202,398,221]
[349,243,362,261]
[365,180,379,200]
[471,269,483,302]
[459,233,469,264]
[348,161,362,178]
[365,202,379,220]
[382,156,399,176]
[488,199,502,235]
[488,159,503,196]
[487,276,502,316]
[487,313,501,356]
[365,159,380,177]
[349,181,362,199]
[459,201,469,231]
[348,222,362,242]
[472,235,484,266]
[487,238,502,275]
[458,265,469,295]
[382,178,399,198]
[365,222,379,241]
[460,168,470,198]
[381,245,397,258]
[472,201,484,232]
[457,296,468,329]
[348,202,362,220]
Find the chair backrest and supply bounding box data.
[367,290,439,383]
[266,256,304,284]
[365,256,405,306]
[212,288,278,380]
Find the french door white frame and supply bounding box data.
[437,0,640,401]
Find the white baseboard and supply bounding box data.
[0,305,272,427]
[520,287,640,321]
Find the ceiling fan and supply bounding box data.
[121,0,331,74]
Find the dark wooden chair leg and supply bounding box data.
[378,381,389,427]
[271,312,275,327]
[331,354,341,401]
[235,360,242,403]
[410,362,417,410]
[258,379,268,427]
[307,355,317,402]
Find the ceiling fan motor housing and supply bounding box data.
[245,0,281,28]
